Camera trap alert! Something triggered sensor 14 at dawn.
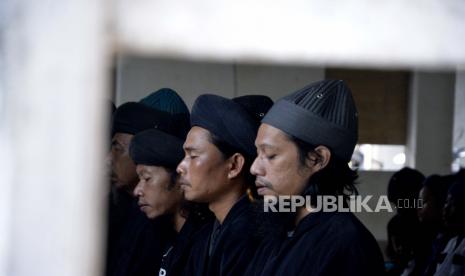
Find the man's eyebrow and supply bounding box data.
[257,143,277,150]
[183,146,198,152]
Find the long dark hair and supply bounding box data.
[289,135,359,202]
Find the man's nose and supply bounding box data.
[176,159,186,175]
[250,157,262,176]
[133,182,143,197]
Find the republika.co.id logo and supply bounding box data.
[262,195,423,213]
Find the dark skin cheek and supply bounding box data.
[191,158,227,200]
[271,159,308,196]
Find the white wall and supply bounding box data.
[116,0,465,68]
[115,56,235,107]
[1,0,108,275]
[115,56,325,107]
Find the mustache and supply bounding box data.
[177,176,191,186]
[255,176,273,188]
[137,200,148,206]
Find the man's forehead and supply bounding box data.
[135,165,145,174]
[136,164,154,174]
[113,132,133,144]
[256,124,289,147]
[184,127,211,148]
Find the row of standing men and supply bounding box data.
[106,81,386,276]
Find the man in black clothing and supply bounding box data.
[129,127,213,276]
[246,80,385,276]
[106,102,183,276]
[176,94,272,276]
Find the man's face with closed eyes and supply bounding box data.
[108,133,138,190]
[250,124,317,197]
[176,126,231,203]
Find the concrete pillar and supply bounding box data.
[0,0,109,275]
[406,71,455,175]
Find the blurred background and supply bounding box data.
[1,0,464,275]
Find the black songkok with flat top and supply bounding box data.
[191,94,257,157]
[129,129,184,169]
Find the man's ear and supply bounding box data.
[306,145,331,173]
[227,153,245,179]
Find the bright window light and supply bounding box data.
[351,144,406,171]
